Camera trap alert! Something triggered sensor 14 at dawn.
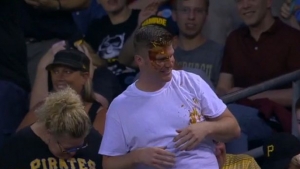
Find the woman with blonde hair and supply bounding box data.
[0,87,103,168]
[17,40,110,135]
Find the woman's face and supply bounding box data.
[50,65,89,94]
[47,134,87,159]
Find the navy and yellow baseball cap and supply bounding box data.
[141,15,178,36]
[261,133,300,169]
[46,49,90,72]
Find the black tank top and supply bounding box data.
[88,101,102,123]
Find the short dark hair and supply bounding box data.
[133,25,173,55]
[296,97,300,110]
[172,0,210,12]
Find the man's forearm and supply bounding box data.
[205,117,241,142]
[249,88,292,107]
[37,0,90,11]
[103,152,138,169]
[118,28,137,68]
[59,0,90,10]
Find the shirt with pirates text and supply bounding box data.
[0,126,102,169]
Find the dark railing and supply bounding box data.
[219,70,300,158]
[221,70,300,104]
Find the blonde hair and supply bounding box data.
[36,87,92,138]
[81,78,94,103]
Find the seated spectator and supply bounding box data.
[201,0,286,45]
[217,0,300,143]
[0,87,103,169]
[281,0,300,30]
[217,0,300,106]
[84,0,141,90]
[172,0,223,87]
[0,0,30,148]
[22,0,90,86]
[17,41,110,135]
[215,141,260,169]
[261,133,300,169]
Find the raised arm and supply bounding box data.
[281,0,300,30]
[118,2,161,67]
[118,29,137,67]
[30,41,66,109]
[24,0,90,11]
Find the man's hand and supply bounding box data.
[138,2,160,26]
[134,147,175,169]
[173,122,209,151]
[74,40,92,62]
[25,0,58,9]
[77,41,106,67]
[281,0,300,19]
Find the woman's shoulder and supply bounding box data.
[1,126,36,154]
[85,127,103,148]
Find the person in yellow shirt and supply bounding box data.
[215,141,260,169]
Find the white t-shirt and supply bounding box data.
[99,70,226,169]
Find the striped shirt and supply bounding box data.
[222,154,261,169]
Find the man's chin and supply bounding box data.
[182,31,200,39]
[161,74,172,82]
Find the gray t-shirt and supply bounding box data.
[175,40,223,87]
[182,67,214,91]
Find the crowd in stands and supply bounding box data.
[1,0,300,168]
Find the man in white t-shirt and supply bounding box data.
[99,24,241,169]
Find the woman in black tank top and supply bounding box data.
[17,42,107,135]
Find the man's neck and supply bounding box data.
[249,12,275,41]
[136,75,166,92]
[178,33,206,51]
[108,7,132,25]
